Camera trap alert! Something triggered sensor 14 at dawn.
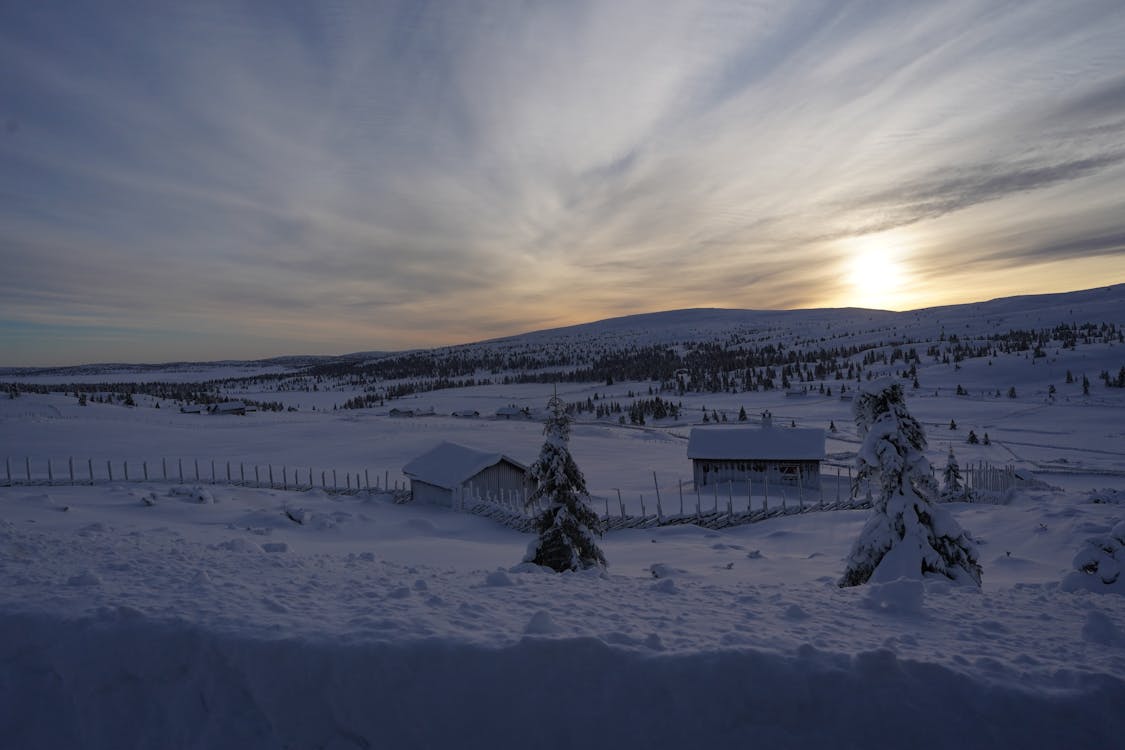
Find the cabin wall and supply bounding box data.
[410,480,453,507]
[465,462,530,502]
[693,459,821,489]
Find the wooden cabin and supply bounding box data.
[687,421,825,489]
[403,441,531,508]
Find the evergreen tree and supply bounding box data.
[967,430,979,444]
[738,406,747,421]
[942,447,966,500]
[840,381,981,587]
[523,393,606,572]
[949,419,957,430]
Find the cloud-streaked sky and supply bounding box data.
[2,1,1124,366]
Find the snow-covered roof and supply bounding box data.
[403,441,528,490]
[687,426,825,461]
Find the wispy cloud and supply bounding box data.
[1,1,1124,364]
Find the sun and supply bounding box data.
[845,244,910,310]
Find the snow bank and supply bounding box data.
[2,610,1122,750]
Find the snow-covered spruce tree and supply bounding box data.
[942,447,967,501]
[524,393,606,572]
[840,380,982,588]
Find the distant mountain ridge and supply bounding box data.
[3,284,1122,376]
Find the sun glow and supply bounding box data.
[845,243,913,310]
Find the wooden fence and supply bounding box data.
[1,456,407,496]
[458,461,1026,534]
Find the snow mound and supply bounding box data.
[1,612,1122,750]
[1062,519,1125,594]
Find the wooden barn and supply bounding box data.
[402,441,531,508]
[687,419,825,489]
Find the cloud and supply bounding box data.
[2,1,1125,364]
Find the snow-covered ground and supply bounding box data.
[2,386,1124,748]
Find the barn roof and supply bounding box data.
[687,426,825,461]
[403,441,528,490]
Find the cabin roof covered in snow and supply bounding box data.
[687,426,825,461]
[403,441,528,489]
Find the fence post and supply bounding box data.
[179,458,183,483]
[640,494,646,518]
[162,457,167,480]
[713,481,719,514]
[321,471,326,489]
[385,470,389,491]
[268,465,274,488]
[227,462,231,483]
[679,479,684,516]
[210,460,216,484]
[107,460,113,482]
[616,488,624,518]
[123,461,128,482]
[69,457,74,485]
[240,463,245,484]
[47,459,53,485]
[365,469,370,491]
[283,466,288,491]
[346,473,351,491]
[333,470,337,491]
[5,457,10,485]
[88,458,93,484]
[194,459,199,482]
[26,456,31,482]
[143,461,148,481]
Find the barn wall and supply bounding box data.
[693,459,821,489]
[464,461,529,503]
[411,480,453,508]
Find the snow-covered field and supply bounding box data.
[3,391,1125,748]
[2,289,1124,748]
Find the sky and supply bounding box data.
[2,0,1124,367]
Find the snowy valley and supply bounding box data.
[2,285,1125,749]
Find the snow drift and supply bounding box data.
[2,610,1122,750]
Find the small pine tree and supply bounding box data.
[829,420,837,433]
[524,393,606,572]
[983,433,991,446]
[949,419,957,430]
[967,430,979,444]
[840,381,981,587]
[738,406,747,421]
[942,447,966,500]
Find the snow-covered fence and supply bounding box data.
[965,462,1024,496]
[1,456,408,497]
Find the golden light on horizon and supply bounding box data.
[844,241,915,311]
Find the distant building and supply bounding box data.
[495,405,528,420]
[179,404,204,414]
[402,441,531,507]
[452,409,480,418]
[389,406,435,418]
[208,401,246,416]
[687,414,825,489]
